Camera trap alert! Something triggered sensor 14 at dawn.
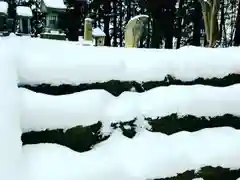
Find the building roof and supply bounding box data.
[16,6,33,17]
[0,1,8,15]
[43,0,66,10]
[92,27,106,37]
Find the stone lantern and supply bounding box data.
[16,6,33,36]
[92,27,106,46]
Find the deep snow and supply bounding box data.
[1,35,240,180]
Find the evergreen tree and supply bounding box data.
[66,0,87,41]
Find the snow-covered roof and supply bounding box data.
[43,0,66,9]
[92,27,106,37]
[16,6,33,17]
[0,1,8,15]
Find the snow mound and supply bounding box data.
[20,84,240,132]
[20,88,114,132]
[13,37,240,85]
[21,127,240,180]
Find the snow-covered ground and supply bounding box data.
[1,35,240,180]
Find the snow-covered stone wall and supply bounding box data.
[1,35,240,180]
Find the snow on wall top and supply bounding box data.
[0,1,8,15]
[21,84,240,132]
[16,6,33,17]
[11,37,240,85]
[92,27,106,37]
[43,0,66,9]
[22,127,240,179]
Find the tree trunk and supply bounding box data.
[103,1,111,46]
[146,18,151,48]
[126,0,131,23]
[119,1,123,46]
[164,9,174,49]
[67,2,82,41]
[192,0,202,46]
[151,17,160,48]
[151,11,162,48]
[234,0,240,46]
[176,0,184,49]
[219,0,227,45]
[112,0,118,47]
